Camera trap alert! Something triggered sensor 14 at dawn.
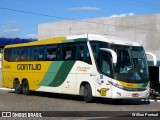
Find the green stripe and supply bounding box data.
[48,61,76,87]
[138,82,148,88]
[39,61,63,86]
[62,39,75,43]
[39,61,76,87]
[62,38,87,43]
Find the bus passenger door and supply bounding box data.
[96,51,112,98]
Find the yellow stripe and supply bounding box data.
[5,36,67,48]
[118,80,141,88]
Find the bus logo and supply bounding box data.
[17,64,41,70]
[99,88,109,96]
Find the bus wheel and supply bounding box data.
[84,84,92,103]
[22,80,30,95]
[14,81,22,94]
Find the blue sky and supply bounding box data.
[0,0,160,38]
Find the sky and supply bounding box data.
[0,0,160,39]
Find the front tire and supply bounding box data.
[22,80,30,95]
[84,84,92,103]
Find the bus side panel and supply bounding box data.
[2,61,15,89]
[2,61,52,91]
[37,61,76,94]
[75,61,97,96]
[2,71,14,89]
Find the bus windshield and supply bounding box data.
[113,46,149,83]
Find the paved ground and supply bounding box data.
[0,69,2,87]
[0,89,159,111]
[0,89,160,120]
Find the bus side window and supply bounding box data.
[30,47,34,61]
[38,46,44,61]
[63,44,73,60]
[30,46,44,61]
[16,48,21,61]
[13,48,18,61]
[75,42,91,64]
[35,47,39,61]
[46,45,57,61]
[75,44,80,60]
[11,48,15,61]
[27,47,31,61]
[4,48,12,61]
[90,42,99,61]
[20,47,27,61]
[51,46,57,60]
[80,43,91,64]
[19,48,23,61]
[100,53,112,77]
[57,45,63,60]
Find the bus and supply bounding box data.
[2,34,150,102]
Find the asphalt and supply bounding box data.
[0,69,2,87]
[0,89,160,120]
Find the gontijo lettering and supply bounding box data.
[17,64,41,70]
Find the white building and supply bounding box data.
[38,14,160,62]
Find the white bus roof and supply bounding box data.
[67,34,141,46]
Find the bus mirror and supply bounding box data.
[100,48,117,64]
[145,52,157,66]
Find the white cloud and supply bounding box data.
[25,34,37,39]
[0,20,20,37]
[16,0,24,4]
[109,13,135,18]
[3,28,20,33]
[67,7,101,11]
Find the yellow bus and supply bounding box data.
[2,34,150,102]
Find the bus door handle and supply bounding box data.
[90,74,96,76]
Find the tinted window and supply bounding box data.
[14,48,21,61]
[90,41,109,61]
[4,42,92,64]
[38,46,44,60]
[57,45,63,60]
[75,42,91,64]
[90,41,110,70]
[46,45,57,61]
[63,44,73,60]
[101,54,111,76]
[4,48,12,61]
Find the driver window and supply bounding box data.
[101,55,111,76]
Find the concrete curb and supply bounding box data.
[148,99,160,102]
[0,87,14,91]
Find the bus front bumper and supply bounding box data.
[111,86,150,99]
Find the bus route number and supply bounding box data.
[100,88,108,96]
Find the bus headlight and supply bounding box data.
[109,81,124,89]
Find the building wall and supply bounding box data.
[38,14,160,61]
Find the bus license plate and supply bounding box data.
[132,93,139,97]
